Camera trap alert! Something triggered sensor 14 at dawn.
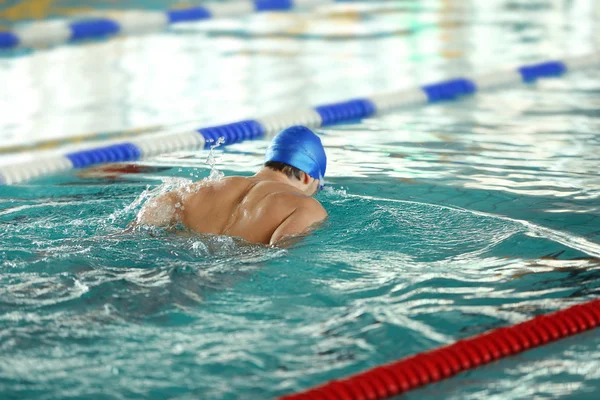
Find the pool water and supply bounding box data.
[1,1,600,399]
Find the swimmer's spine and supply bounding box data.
[0,0,334,50]
[1,54,599,184]
[278,298,600,400]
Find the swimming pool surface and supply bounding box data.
[1,1,600,399]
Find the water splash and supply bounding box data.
[122,136,229,229]
[107,176,191,225]
[206,136,225,182]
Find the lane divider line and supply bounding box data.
[1,53,599,185]
[0,0,337,50]
[278,299,600,400]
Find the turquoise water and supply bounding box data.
[2,1,600,399]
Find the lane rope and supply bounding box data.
[1,53,598,184]
[0,0,336,50]
[278,299,600,400]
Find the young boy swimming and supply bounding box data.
[133,126,328,246]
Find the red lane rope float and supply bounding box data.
[279,299,600,400]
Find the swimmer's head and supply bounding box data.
[264,126,327,195]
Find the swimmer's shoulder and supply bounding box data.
[298,196,327,217]
[267,189,327,216]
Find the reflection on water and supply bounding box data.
[1,0,598,151]
[0,0,186,24]
[1,0,600,399]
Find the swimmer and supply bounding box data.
[133,126,328,246]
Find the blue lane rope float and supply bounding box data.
[0,53,598,184]
[0,0,337,50]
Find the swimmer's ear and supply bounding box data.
[301,171,311,185]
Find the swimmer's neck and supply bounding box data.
[253,167,315,195]
[252,168,296,186]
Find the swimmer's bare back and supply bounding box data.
[134,176,327,246]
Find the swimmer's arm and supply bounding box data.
[269,202,327,247]
[132,191,184,227]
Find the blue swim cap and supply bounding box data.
[265,126,327,182]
